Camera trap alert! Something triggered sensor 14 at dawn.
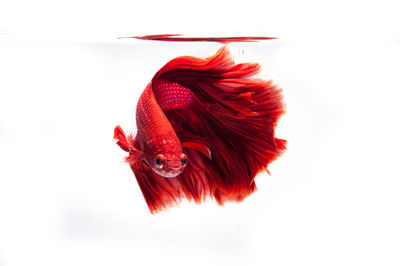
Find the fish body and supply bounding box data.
[135,82,188,177]
[114,46,286,213]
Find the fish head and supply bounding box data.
[144,139,188,178]
[151,153,187,178]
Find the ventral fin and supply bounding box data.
[126,148,143,164]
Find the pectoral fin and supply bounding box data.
[182,141,212,159]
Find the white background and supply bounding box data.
[1,0,400,265]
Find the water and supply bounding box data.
[1,35,400,266]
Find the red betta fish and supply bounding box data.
[114,46,286,213]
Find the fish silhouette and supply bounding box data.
[114,46,286,213]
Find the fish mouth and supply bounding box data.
[159,171,182,178]
[156,167,183,178]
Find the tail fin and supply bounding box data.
[131,46,286,213]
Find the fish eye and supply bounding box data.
[155,155,164,169]
[180,154,188,167]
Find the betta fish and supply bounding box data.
[114,46,286,213]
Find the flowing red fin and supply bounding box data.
[113,125,130,152]
[130,161,183,214]
[182,141,212,159]
[125,148,143,164]
[129,46,286,213]
[113,125,143,163]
